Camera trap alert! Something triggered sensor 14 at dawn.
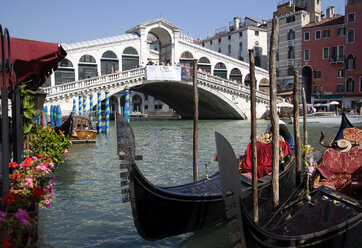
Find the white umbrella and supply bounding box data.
[329,101,340,105]
[277,102,294,108]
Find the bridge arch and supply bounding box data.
[198,56,211,73]
[79,54,97,80]
[180,51,194,66]
[132,94,143,113]
[259,78,269,93]
[122,47,139,71]
[229,68,243,84]
[214,62,227,79]
[54,59,75,86]
[148,27,172,64]
[101,50,119,75]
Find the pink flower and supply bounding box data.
[14,209,30,226]
[24,177,34,188]
[0,211,6,223]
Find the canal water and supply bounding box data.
[37,119,362,247]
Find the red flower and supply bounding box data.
[44,162,48,167]
[1,236,15,248]
[8,162,18,169]
[36,154,45,159]
[11,173,21,180]
[32,187,45,199]
[1,192,17,205]
[23,157,32,167]
[47,157,51,162]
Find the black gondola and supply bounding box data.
[116,113,295,241]
[216,113,361,248]
[54,112,74,139]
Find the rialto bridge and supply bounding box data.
[42,18,274,119]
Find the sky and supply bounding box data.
[1,0,345,44]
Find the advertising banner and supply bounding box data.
[146,66,182,81]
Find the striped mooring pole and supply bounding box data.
[44,105,48,126]
[57,105,62,126]
[83,95,86,116]
[97,91,102,133]
[72,99,76,114]
[89,94,93,122]
[50,105,54,126]
[124,86,130,123]
[78,95,82,116]
[105,90,109,135]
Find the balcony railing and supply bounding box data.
[287,59,295,66]
[329,55,345,64]
[288,40,294,47]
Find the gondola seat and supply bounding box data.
[343,127,362,145]
[314,145,362,199]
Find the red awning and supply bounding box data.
[1,37,67,89]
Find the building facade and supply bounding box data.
[301,1,362,109]
[344,0,362,109]
[301,12,345,105]
[198,17,268,71]
[267,0,322,100]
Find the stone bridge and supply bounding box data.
[43,18,274,119]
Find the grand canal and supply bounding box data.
[37,119,362,247]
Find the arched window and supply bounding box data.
[54,59,75,85]
[255,41,259,47]
[180,51,194,66]
[346,54,355,69]
[198,57,211,73]
[288,47,295,59]
[214,62,227,79]
[288,29,295,40]
[78,55,97,80]
[347,29,354,43]
[346,78,354,92]
[230,68,242,83]
[122,47,139,71]
[101,50,119,75]
[180,51,194,58]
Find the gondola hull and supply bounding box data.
[241,185,362,247]
[129,155,295,240]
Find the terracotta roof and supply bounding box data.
[304,16,344,28]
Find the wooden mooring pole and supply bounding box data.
[249,49,259,223]
[302,88,308,146]
[293,70,301,186]
[269,17,280,209]
[193,59,199,182]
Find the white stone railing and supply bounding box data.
[43,68,146,100]
[197,72,270,102]
[43,66,271,103]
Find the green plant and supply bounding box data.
[19,81,37,135]
[28,125,72,167]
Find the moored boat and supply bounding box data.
[116,113,295,241]
[62,115,97,143]
[216,114,362,247]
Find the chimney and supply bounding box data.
[234,17,240,30]
[326,6,335,18]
